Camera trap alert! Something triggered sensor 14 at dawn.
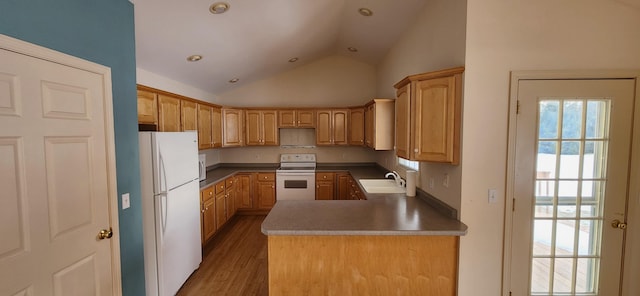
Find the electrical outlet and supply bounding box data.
[443,173,450,188]
[429,177,435,189]
[122,193,130,209]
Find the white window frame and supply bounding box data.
[398,157,419,171]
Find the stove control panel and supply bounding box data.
[280,153,316,163]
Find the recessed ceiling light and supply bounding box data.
[210,2,230,14]
[288,57,299,63]
[187,55,203,62]
[229,78,239,83]
[347,47,358,52]
[358,8,373,17]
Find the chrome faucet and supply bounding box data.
[385,171,405,187]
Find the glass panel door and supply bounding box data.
[531,99,610,295]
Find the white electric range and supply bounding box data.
[275,153,316,201]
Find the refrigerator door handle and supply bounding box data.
[160,192,168,233]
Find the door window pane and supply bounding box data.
[561,100,583,139]
[531,98,610,295]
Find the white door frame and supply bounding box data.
[0,34,122,295]
[503,70,640,296]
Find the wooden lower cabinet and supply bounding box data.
[214,181,227,231]
[200,186,215,245]
[256,173,276,209]
[335,173,350,200]
[235,173,253,209]
[225,177,236,219]
[267,235,459,296]
[315,172,335,200]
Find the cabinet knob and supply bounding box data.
[323,175,327,179]
[209,192,212,196]
[272,186,275,189]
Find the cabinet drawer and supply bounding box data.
[201,186,214,203]
[225,177,235,188]
[316,172,335,181]
[215,181,225,194]
[257,173,275,181]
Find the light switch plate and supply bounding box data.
[488,189,498,204]
[122,193,130,209]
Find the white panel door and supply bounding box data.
[0,46,116,295]
[510,79,635,295]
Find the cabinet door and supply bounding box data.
[197,104,212,149]
[223,108,244,147]
[202,197,215,244]
[262,110,279,145]
[211,107,222,147]
[235,174,253,209]
[245,110,262,146]
[332,110,348,145]
[414,75,459,163]
[278,110,295,127]
[315,172,335,200]
[257,173,276,209]
[181,100,198,131]
[297,110,315,127]
[137,89,158,125]
[315,181,334,200]
[226,187,236,219]
[336,173,350,200]
[364,105,374,147]
[395,85,411,159]
[215,191,226,230]
[316,110,332,145]
[349,108,365,146]
[158,94,181,132]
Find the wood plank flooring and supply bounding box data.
[177,215,269,296]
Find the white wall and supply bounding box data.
[374,0,467,213]
[136,68,219,104]
[461,1,640,295]
[216,55,376,107]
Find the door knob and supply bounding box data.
[611,220,627,230]
[98,228,113,240]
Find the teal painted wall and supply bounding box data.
[0,0,145,295]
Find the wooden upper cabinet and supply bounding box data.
[316,109,348,146]
[395,86,411,160]
[246,110,278,146]
[316,110,332,145]
[349,108,365,146]
[222,108,244,147]
[211,107,222,148]
[278,109,315,128]
[394,67,464,164]
[197,104,213,149]
[158,94,181,132]
[364,99,395,151]
[262,111,278,145]
[137,89,158,125]
[297,110,315,127]
[181,100,197,131]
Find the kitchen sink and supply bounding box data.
[358,179,406,194]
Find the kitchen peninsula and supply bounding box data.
[200,163,467,295]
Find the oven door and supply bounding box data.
[275,171,315,201]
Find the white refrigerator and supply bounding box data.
[139,131,202,296]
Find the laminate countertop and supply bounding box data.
[200,163,467,236]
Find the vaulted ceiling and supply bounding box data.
[133,0,427,94]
